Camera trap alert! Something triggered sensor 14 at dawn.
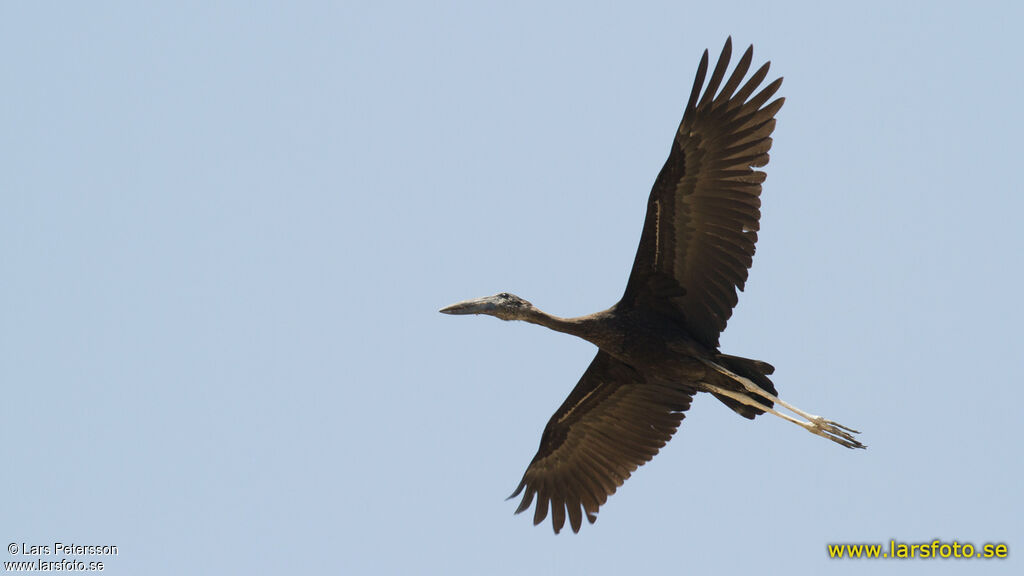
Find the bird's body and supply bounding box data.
[441,38,864,534]
[507,302,721,392]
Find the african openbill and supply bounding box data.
[441,38,864,534]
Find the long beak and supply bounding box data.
[439,296,498,315]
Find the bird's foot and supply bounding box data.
[802,415,866,450]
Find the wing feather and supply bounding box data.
[732,61,772,105]
[696,39,732,110]
[714,45,753,106]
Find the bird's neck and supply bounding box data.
[521,307,611,348]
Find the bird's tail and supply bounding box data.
[710,354,777,420]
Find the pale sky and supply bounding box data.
[2,2,1021,574]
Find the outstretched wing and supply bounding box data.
[621,38,784,348]
[508,352,695,533]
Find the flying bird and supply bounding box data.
[441,38,864,534]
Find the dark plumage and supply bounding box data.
[441,38,864,535]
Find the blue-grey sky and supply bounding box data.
[3,2,1021,574]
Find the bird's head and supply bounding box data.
[439,292,535,321]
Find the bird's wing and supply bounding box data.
[621,38,784,348]
[508,351,695,533]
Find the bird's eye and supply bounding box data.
[499,292,511,298]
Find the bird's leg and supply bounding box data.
[700,382,808,427]
[699,360,866,450]
[700,382,864,449]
